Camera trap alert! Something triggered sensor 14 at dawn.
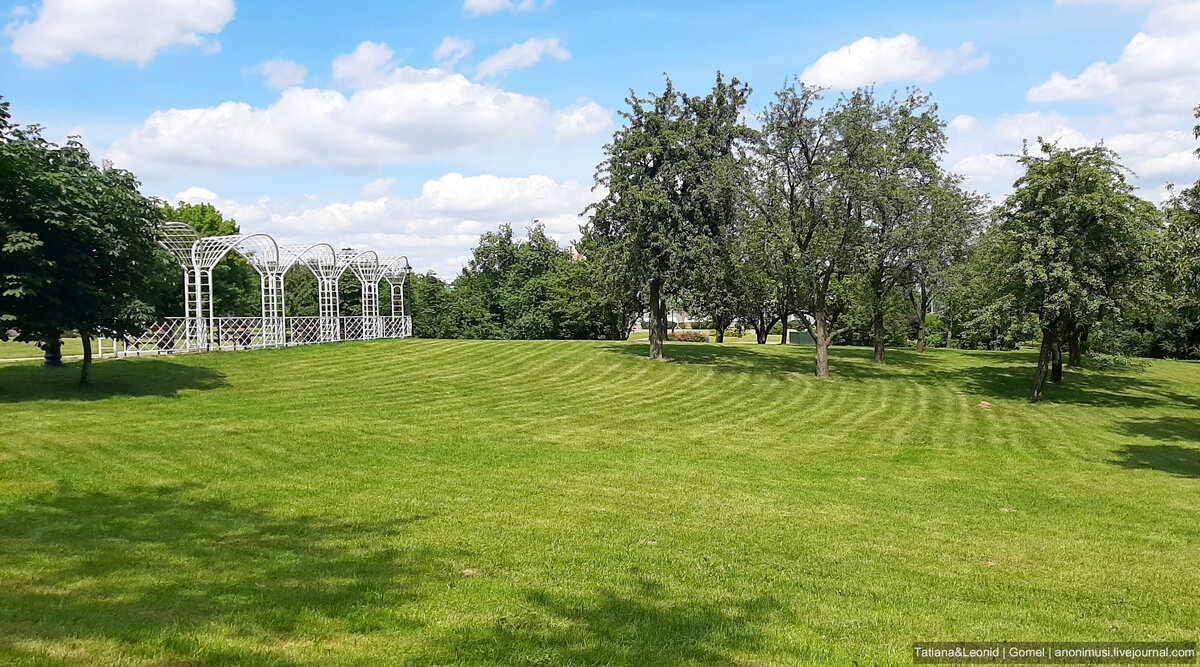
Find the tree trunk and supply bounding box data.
[872,313,886,363]
[713,315,728,343]
[778,308,788,344]
[755,315,769,344]
[946,321,954,349]
[1031,329,1055,402]
[813,315,831,379]
[647,277,666,360]
[43,336,63,367]
[915,291,929,354]
[1051,344,1063,384]
[1068,331,1083,367]
[79,332,92,386]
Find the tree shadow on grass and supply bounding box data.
[1114,445,1200,479]
[0,358,226,403]
[425,580,781,666]
[0,483,445,664]
[1117,416,1200,444]
[1112,417,1200,479]
[603,343,1196,409]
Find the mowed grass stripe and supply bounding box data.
[0,340,1198,665]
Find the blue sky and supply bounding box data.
[3,0,1198,275]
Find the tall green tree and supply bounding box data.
[588,74,751,359]
[751,82,875,378]
[991,141,1159,401]
[906,175,986,353]
[0,98,164,384]
[857,90,946,362]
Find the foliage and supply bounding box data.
[0,97,164,383]
[989,141,1160,400]
[409,224,625,341]
[587,73,753,358]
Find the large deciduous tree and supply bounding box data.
[587,74,751,359]
[857,91,946,363]
[0,98,164,385]
[992,141,1159,402]
[906,175,986,353]
[751,82,875,378]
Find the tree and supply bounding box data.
[0,98,164,384]
[587,74,752,359]
[906,175,985,353]
[157,202,258,318]
[991,141,1159,401]
[857,90,946,363]
[751,81,875,378]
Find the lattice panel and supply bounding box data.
[285,317,323,345]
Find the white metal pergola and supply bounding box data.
[99,222,413,357]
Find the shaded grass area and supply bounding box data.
[1,340,1198,665]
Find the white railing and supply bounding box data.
[98,314,413,358]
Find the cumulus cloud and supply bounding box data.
[959,0,1200,202]
[252,59,307,90]
[800,33,989,89]
[107,41,563,177]
[946,109,1197,203]
[552,98,613,142]
[360,177,398,199]
[433,36,474,69]
[331,41,397,89]
[1027,0,1200,128]
[476,37,569,78]
[172,172,601,277]
[463,0,544,16]
[5,0,233,67]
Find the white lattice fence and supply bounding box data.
[210,317,270,351]
[285,317,323,345]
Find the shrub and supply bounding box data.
[1088,352,1149,372]
[668,331,709,342]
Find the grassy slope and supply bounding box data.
[0,340,1197,665]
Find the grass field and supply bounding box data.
[1,339,1198,665]
[0,337,96,360]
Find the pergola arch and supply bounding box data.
[105,223,414,356]
[280,243,340,342]
[380,256,413,338]
[189,233,283,350]
[336,249,384,340]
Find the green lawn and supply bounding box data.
[0,337,96,360]
[1,340,1197,665]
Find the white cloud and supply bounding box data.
[5,0,233,67]
[946,110,1197,203]
[360,177,398,199]
[252,59,307,90]
[978,0,1200,201]
[476,37,569,79]
[171,172,601,277]
[1027,1,1200,128]
[331,41,397,89]
[107,41,563,177]
[948,114,978,133]
[552,98,613,142]
[433,36,473,69]
[800,33,989,89]
[463,0,542,17]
